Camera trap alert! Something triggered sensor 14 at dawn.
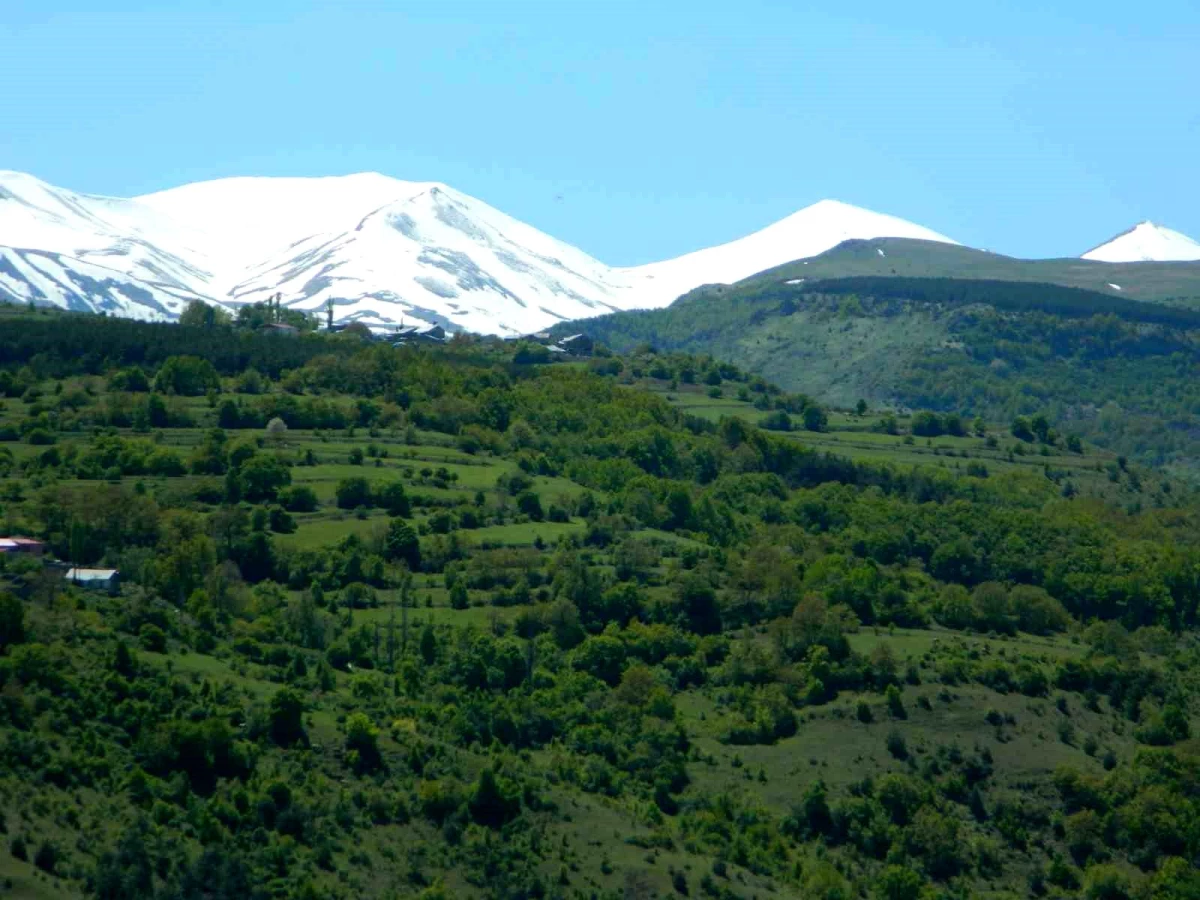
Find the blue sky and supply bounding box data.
[3,0,1197,263]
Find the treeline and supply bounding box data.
[797,276,1200,329]
[0,310,356,378]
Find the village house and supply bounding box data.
[518,331,595,356]
[557,333,595,356]
[389,323,447,345]
[64,567,120,595]
[0,536,46,556]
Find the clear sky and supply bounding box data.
[3,0,1197,264]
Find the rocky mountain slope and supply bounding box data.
[0,170,957,332]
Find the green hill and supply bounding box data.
[752,238,1200,307]
[2,306,1200,900]
[561,271,1200,480]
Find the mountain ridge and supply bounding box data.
[0,171,961,331]
[4,169,1199,332]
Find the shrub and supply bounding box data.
[268,506,296,533]
[467,767,521,828]
[1082,863,1133,900]
[138,624,167,653]
[268,688,307,747]
[0,592,25,650]
[886,729,908,760]
[1009,585,1070,635]
[344,713,382,773]
[279,485,319,513]
[25,428,55,445]
[238,454,291,502]
[33,841,57,874]
[875,865,923,900]
[154,356,220,396]
[375,481,411,517]
[516,490,544,521]
[760,410,792,432]
[384,519,421,570]
[335,477,372,510]
[886,685,907,719]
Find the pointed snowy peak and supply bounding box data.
[620,199,957,308]
[1082,221,1200,262]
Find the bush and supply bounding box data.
[516,490,544,521]
[803,405,828,432]
[384,519,421,571]
[886,685,907,719]
[1082,863,1134,900]
[512,342,551,364]
[467,767,521,828]
[279,485,319,512]
[760,410,792,432]
[376,481,411,517]
[268,506,296,533]
[25,428,56,446]
[970,582,1014,634]
[138,624,167,653]
[672,870,689,895]
[0,592,25,650]
[33,842,56,874]
[155,355,220,396]
[1009,585,1070,635]
[886,729,908,760]
[335,477,373,510]
[238,454,291,502]
[268,688,307,747]
[875,865,923,900]
[344,713,382,773]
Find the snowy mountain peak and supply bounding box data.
[0,171,959,332]
[618,198,957,307]
[1082,221,1200,263]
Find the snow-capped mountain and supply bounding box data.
[0,170,959,333]
[621,199,958,307]
[1082,221,1200,263]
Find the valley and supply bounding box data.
[2,305,1198,899]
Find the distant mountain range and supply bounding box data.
[1,169,1198,332]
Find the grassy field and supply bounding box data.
[642,381,1135,502]
[0,380,591,563]
[747,237,1200,306]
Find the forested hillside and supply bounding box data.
[2,305,1199,900]
[563,275,1200,480]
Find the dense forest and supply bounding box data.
[1,303,1199,899]
[558,276,1200,479]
